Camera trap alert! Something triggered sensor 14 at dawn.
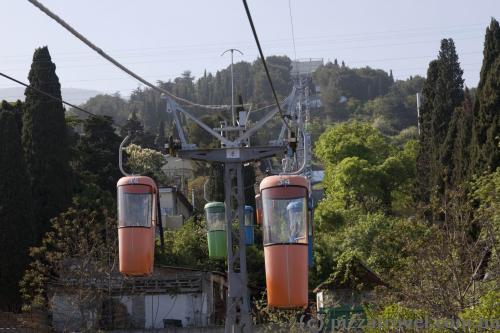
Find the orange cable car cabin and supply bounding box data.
[117,176,157,277]
[259,175,309,308]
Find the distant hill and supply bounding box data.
[0,87,102,106]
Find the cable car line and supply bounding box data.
[288,0,298,73]
[21,0,316,326]
[26,0,246,111]
[0,71,108,121]
[242,0,291,131]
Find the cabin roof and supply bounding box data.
[313,257,385,292]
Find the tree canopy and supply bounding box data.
[22,46,73,242]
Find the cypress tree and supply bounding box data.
[206,162,225,202]
[75,115,122,195]
[415,60,439,207]
[22,46,72,241]
[155,120,166,152]
[471,18,500,173]
[120,110,143,137]
[432,39,464,156]
[120,111,156,149]
[0,107,35,311]
[441,89,473,188]
[416,39,465,217]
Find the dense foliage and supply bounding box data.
[22,47,73,241]
[0,104,35,311]
[315,121,416,214]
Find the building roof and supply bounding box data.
[155,265,226,278]
[50,265,226,296]
[313,257,385,292]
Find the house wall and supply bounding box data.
[160,188,176,216]
[117,293,208,328]
[50,291,99,332]
[145,293,208,328]
[159,187,193,230]
[49,271,225,331]
[317,289,374,309]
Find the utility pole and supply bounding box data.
[222,49,243,126]
[163,75,311,331]
[416,92,421,135]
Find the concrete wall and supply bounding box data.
[160,188,176,216]
[108,327,224,333]
[144,293,209,328]
[159,187,193,230]
[50,292,99,332]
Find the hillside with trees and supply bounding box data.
[0,17,498,331]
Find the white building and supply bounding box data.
[159,186,194,230]
[49,266,227,331]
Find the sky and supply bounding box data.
[0,0,498,98]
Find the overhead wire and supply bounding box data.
[0,71,109,122]
[0,22,485,61]
[26,0,242,111]
[288,0,299,78]
[242,0,291,131]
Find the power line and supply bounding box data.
[0,26,482,66]
[0,22,486,61]
[288,0,298,65]
[242,0,290,130]
[27,0,241,111]
[0,71,106,121]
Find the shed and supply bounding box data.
[314,257,384,326]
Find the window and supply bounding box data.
[118,188,153,227]
[261,189,307,245]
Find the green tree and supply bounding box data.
[432,39,464,192]
[187,114,222,148]
[316,122,415,214]
[206,162,225,202]
[0,107,36,311]
[364,76,425,133]
[441,89,473,188]
[252,56,293,106]
[155,120,166,152]
[172,71,196,101]
[460,291,500,332]
[74,115,122,195]
[390,188,494,318]
[156,218,225,272]
[128,87,166,133]
[315,121,391,166]
[124,144,167,185]
[119,111,156,149]
[20,182,116,325]
[312,210,425,287]
[471,18,500,174]
[22,46,73,241]
[415,60,439,211]
[416,39,465,219]
[75,93,129,126]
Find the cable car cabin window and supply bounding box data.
[118,188,153,228]
[261,186,307,245]
[205,211,226,231]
